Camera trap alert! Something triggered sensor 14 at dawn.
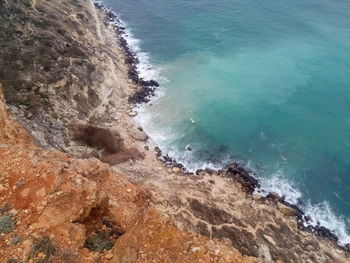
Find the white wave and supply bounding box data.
[256,170,350,245]
[256,170,303,205]
[94,0,350,247]
[94,0,167,84]
[111,18,167,83]
[304,201,350,246]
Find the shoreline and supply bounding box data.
[1,0,349,260]
[94,1,349,251]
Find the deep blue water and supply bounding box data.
[104,0,350,244]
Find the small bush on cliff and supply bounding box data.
[10,235,22,246]
[84,230,114,252]
[0,203,10,214]
[29,236,56,263]
[0,213,16,234]
[6,258,24,263]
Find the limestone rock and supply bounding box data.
[128,111,138,117]
[277,202,297,217]
[263,234,277,246]
[130,129,148,141]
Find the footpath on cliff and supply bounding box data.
[0,0,349,262]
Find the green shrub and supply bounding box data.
[0,214,16,234]
[29,236,56,263]
[10,235,22,246]
[0,203,10,214]
[84,230,114,252]
[6,258,24,263]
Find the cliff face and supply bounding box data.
[0,0,350,263]
[0,84,33,146]
[0,85,254,262]
[0,0,136,155]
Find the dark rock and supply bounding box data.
[195,169,205,175]
[205,168,216,174]
[139,79,159,87]
[128,86,155,104]
[154,147,162,157]
[196,221,211,237]
[211,226,258,257]
[225,163,260,193]
[186,146,192,151]
[189,199,233,225]
[266,192,284,203]
[282,202,304,219]
[313,225,338,243]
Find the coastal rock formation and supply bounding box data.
[0,0,139,156]
[0,85,255,262]
[0,0,350,262]
[116,159,350,263]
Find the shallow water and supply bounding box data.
[104,0,350,244]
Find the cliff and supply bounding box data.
[0,84,254,262]
[0,0,349,262]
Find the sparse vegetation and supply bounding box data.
[6,258,24,263]
[84,230,114,252]
[0,203,10,214]
[29,236,56,263]
[0,213,16,234]
[10,235,22,246]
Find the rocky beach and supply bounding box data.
[0,0,350,262]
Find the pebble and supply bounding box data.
[128,111,138,117]
[105,253,113,259]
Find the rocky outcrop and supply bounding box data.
[0,84,33,147]
[0,0,138,156]
[1,0,349,262]
[0,85,255,262]
[116,159,350,263]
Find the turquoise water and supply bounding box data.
[104,0,350,244]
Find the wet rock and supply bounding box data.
[128,86,155,104]
[226,164,260,193]
[313,225,338,243]
[266,192,284,202]
[195,169,205,175]
[205,168,216,174]
[138,79,159,87]
[154,147,162,157]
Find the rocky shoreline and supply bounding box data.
[0,0,349,262]
[94,1,344,249]
[94,2,160,105]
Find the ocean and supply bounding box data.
[103,0,350,245]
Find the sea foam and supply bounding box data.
[96,1,350,247]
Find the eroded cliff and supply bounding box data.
[0,84,254,262]
[0,0,350,262]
